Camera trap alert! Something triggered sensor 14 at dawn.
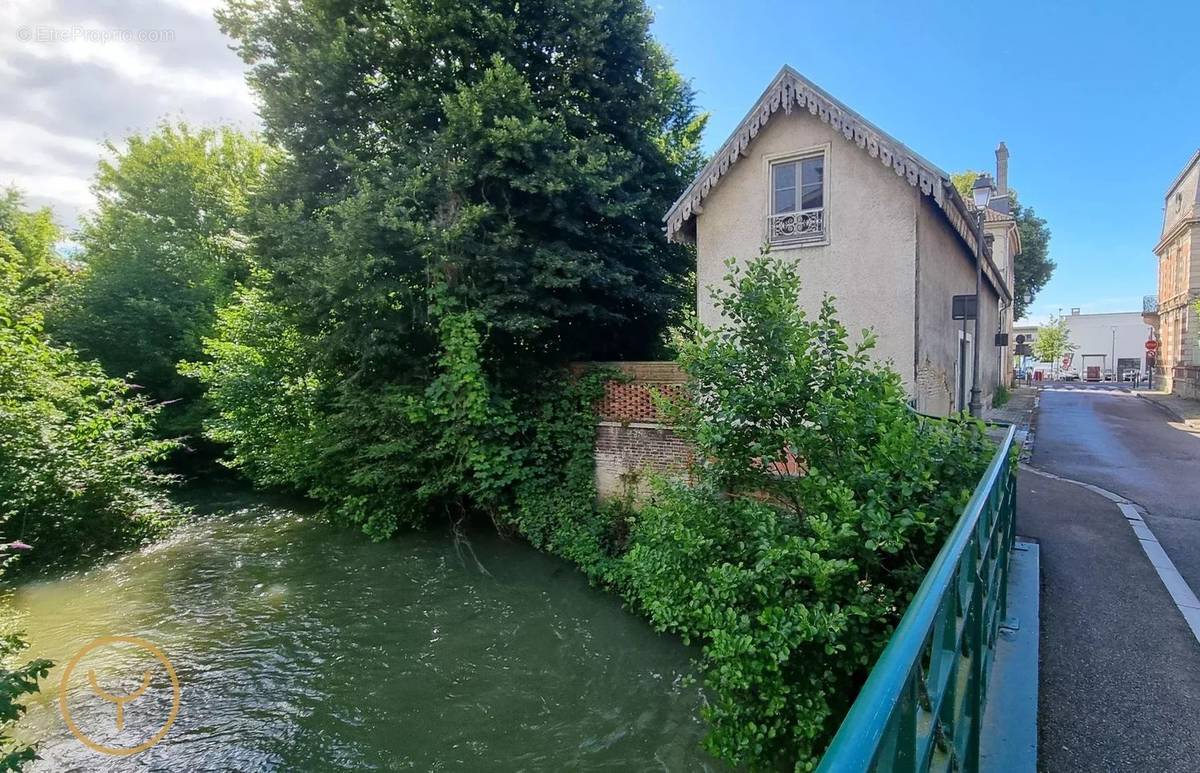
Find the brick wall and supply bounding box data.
[594,424,693,499]
[575,362,693,499]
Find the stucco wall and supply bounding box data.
[694,109,918,393]
[916,196,1001,413]
[1062,311,1153,378]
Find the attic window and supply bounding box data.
[768,152,826,245]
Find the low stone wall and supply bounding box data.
[578,362,693,500]
[1171,365,1200,401]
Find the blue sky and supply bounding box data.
[651,0,1199,324]
[3,0,1196,327]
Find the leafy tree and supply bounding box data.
[47,124,276,439]
[217,0,707,378]
[1033,314,1077,377]
[1010,201,1053,320]
[0,189,65,311]
[1,195,179,570]
[180,277,328,493]
[951,170,1054,320]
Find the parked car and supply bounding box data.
[1060,369,1080,381]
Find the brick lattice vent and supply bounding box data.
[574,361,688,424]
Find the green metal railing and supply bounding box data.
[816,423,1018,773]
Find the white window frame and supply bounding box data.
[763,145,830,248]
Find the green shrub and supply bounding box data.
[0,631,51,772]
[611,253,992,769]
[0,232,179,571]
[188,282,612,543]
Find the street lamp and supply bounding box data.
[968,174,995,417]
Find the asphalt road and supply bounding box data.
[1032,383,1200,592]
[1019,383,1200,772]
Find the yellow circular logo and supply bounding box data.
[58,635,181,757]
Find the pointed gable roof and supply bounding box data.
[664,66,1009,300]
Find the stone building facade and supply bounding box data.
[664,66,1016,415]
[1149,149,1200,397]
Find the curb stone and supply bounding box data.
[1134,391,1198,427]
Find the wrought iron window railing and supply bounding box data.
[816,423,1018,773]
[768,209,824,244]
[1143,294,1159,314]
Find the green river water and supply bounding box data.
[9,487,720,771]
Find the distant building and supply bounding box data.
[1017,311,1152,381]
[1062,310,1152,381]
[663,66,1016,415]
[1147,149,1200,396]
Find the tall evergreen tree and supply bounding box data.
[218,0,706,380]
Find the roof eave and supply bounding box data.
[662,65,1010,302]
[663,66,950,242]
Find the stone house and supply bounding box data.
[663,66,1017,415]
[1147,149,1200,398]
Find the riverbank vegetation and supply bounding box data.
[0,194,179,768]
[0,193,179,572]
[191,250,990,767]
[607,257,991,766]
[46,125,276,441]
[3,1,994,768]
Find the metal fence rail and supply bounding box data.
[816,424,1018,773]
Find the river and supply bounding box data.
[8,486,719,771]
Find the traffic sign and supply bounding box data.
[1145,339,1158,351]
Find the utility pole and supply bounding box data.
[1111,327,1116,381]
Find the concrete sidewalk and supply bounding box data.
[985,385,1038,427]
[1137,388,1200,428]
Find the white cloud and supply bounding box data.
[158,0,226,17]
[1,171,94,211]
[0,119,104,170]
[0,0,258,227]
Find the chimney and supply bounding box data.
[995,141,1009,196]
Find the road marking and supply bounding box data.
[1021,464,1200,645]
[1115,502,1200,640]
